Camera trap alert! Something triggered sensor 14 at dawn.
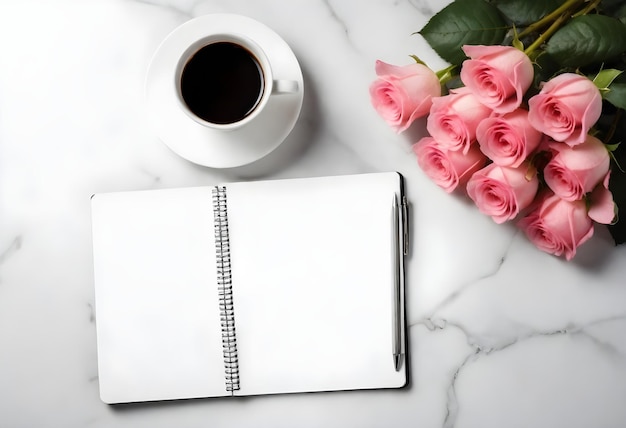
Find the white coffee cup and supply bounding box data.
[145,14,304,168]
[175,34,299,131]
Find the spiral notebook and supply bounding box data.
[91,172,408,404]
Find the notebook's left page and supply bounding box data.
[91,187,227,404]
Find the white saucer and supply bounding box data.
[145,14,304,168]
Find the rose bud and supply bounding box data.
[369,60,441,132]
[466,162,539,224]
[426,87,492,154]
[543,135,610,201]
[518,191,594,261]
[460,45,534,114]
[528,73,602,147]
[413,136,487,193]
[476,109,543,167]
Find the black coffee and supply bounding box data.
[180,42,264,124]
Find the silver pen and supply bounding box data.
[392,194,403,371]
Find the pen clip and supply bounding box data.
[401,195,409,256]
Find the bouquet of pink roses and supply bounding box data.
[370,0,626,260]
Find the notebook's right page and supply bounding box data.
[225,172,407,396]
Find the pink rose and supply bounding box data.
[369,60,441,132]
[543,135,610,201]
[413,136,487,193]
[588,172,616,225]
[460,45,534,113]
[426,87,492,154]
[466,162,539,224]
[476,109,543,167]
[528,73,602,146]
[518,192,594,260]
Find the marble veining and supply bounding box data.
[2,0,626,427]
[0,236,22,267]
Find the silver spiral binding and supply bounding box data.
[212,186,240,393]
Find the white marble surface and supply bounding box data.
[2,1,626,427]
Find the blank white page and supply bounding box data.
[225,172,407,396]
[91,187,227,403]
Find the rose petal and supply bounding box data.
[588,173,616,224]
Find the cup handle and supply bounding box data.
[272,80,299,95]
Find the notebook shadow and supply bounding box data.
[108,393,250,411]
[108,383,414,412]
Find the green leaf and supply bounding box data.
[606,142,621,152]
[545,15,626,68]
[594,69,623,90]
[436,64,458,83]
[419,0,508,65]
[601,73,626,110]
[511,31,524,51]
[409,55,427,66]
[491,0,564,26]
[604,82,626,110]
